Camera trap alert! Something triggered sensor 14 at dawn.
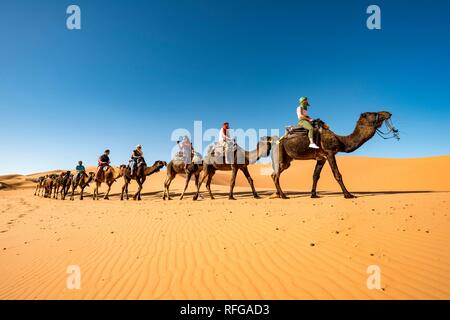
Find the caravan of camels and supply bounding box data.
[34,111,397,201]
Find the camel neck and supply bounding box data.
[145,164,160,176]
[336,122,377,153]
[247,141,270,164]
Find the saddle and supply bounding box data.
[172,151,203,164]
[129,158,146,168]
[285,125,309,135]
[283,119,328,143]
[207,142,243,165]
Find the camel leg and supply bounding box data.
[179,173,192,200]
[229,166,238,200]
[327,154,356,199]
[80,187,85,200]
[194,173,200,189]
[134,180,142,201]
[162,177,168,200]
[104,183,112,200]
[205,172,215,200]
[163,175,175,200]
[311,159,326,198]
[270,143,291,199]
[139,177,146,200]
[93,182,100,200]
[120,180,126,201]
[65,184,71,199]
[241,167,260,199]
[193,170,209,201]
[34,184,39,196]
[70,185,75,201]
[271,164,289,199]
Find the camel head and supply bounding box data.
[154,160,167,169]
[146,160,167,176]
[86,172,95,183]
[359,111,392,129]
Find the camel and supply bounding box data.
[93,166,123,200]
[163,160,203,200]
[193,136,273,200]
[53,171,72,200]
[42,174,58,198]
[271,111,395,199]
[69,172,95,200]
[120,160,167,201]
[34,176,46,196]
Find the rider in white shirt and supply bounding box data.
[219,122,233,164]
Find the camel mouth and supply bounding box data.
[378,111,392,122]
[377,112,400,140]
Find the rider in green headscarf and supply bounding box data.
[297,97,319,149]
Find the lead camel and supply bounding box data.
[271,111,395,199]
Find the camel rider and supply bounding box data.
[130,145,144,176]
[96,149,111,181]
[297,97,320,149]
[177,136,193,171]
[75,161,85,181]
[219,122,234,164]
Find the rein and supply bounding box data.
[376,118,400,140]
[359,114,400,141]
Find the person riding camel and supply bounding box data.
[96,149,111,181]
[297,97,320,149]
[130,145,144,177]
[75,160,85,181]
[219,122,234,164]
[177,136,193,172]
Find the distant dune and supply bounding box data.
[2,155,449,192]
[0,156,449,299]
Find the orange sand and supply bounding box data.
[0,156,449,299]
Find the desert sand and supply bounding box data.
[0,156,449,300]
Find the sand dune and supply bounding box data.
[0,156,449,299]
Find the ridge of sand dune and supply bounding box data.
[0,156,449,300]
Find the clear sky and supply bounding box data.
[0,0,449,175]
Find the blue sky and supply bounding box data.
[0,0,449,174]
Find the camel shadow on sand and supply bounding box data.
[180,190,440,200]
[56,189,443,201]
